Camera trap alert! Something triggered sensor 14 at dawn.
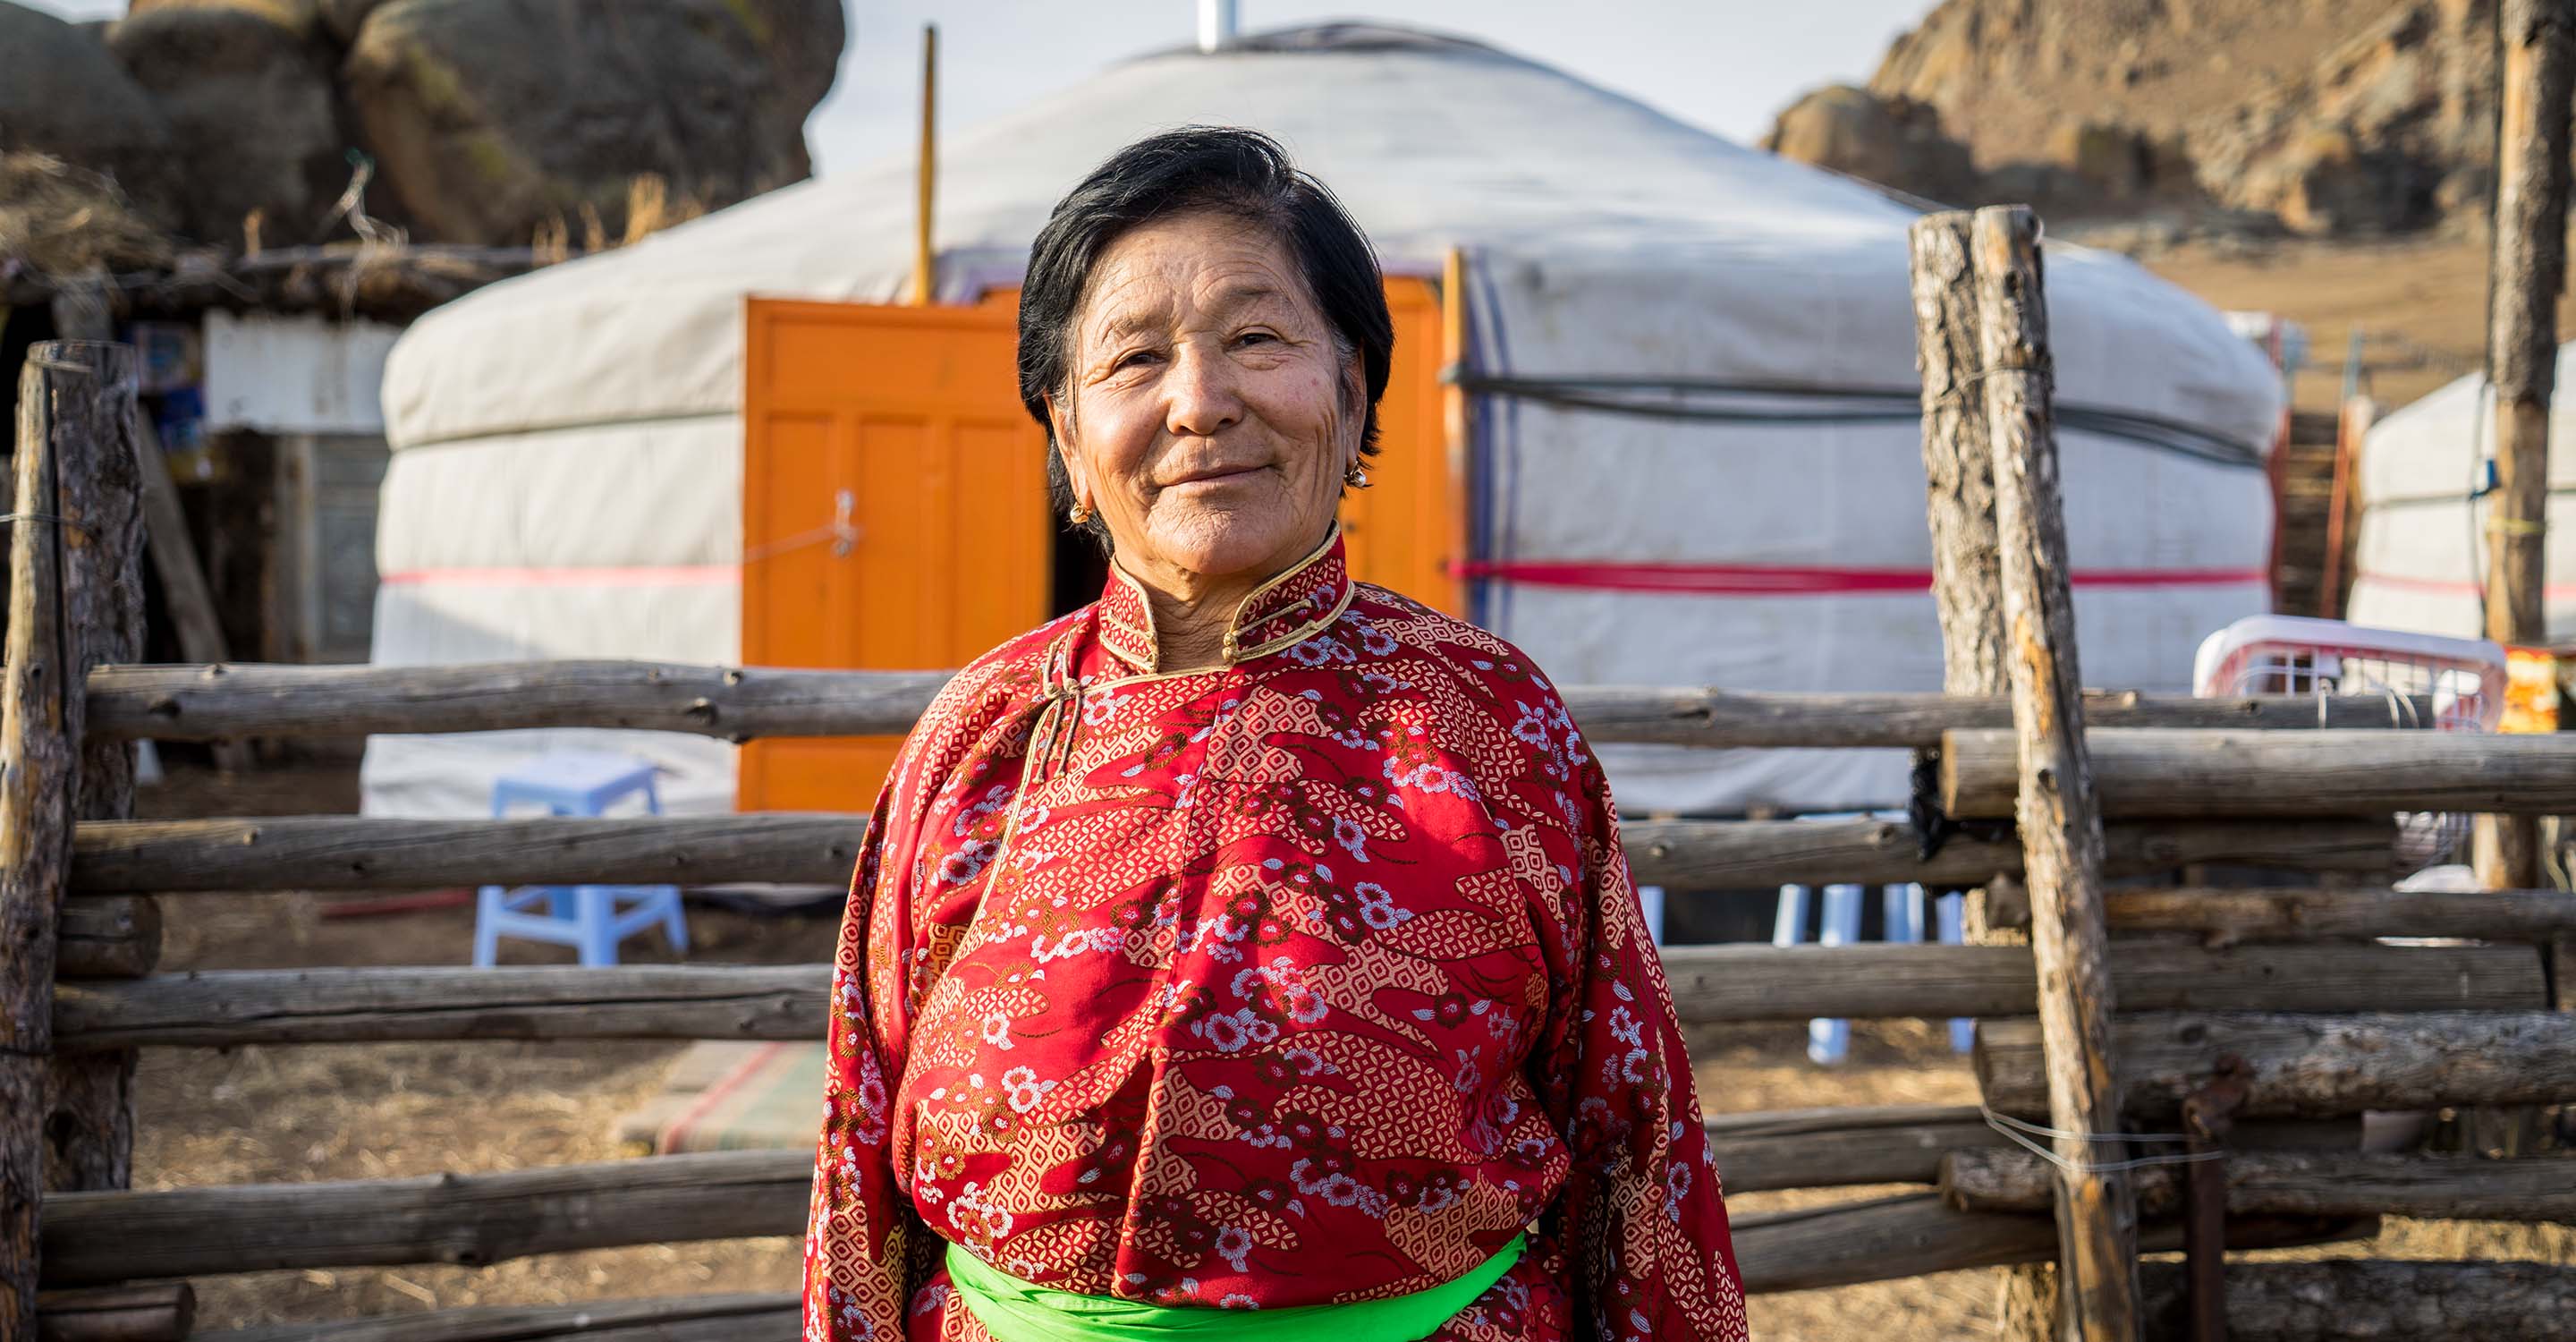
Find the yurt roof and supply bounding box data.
[383,21,2276,456]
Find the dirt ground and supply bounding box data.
[2140,225,2576,419]
[129,760,2575,1335]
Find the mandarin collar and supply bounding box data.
[1095,529,1355,674]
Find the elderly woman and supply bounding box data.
[805,128,1746,1342]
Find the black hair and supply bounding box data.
[1016,126,1394,543]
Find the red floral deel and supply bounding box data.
[802,536,1747,1341]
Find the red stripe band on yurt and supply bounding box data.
[379,565,743,587]
[1453,561,2267,595]
[2355,570,2576,601]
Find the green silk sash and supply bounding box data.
[944,1232,1526,1342]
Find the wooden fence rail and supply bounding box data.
[199,1294,796,1342]
[46,941,2542,1050]
[55,1110,2030,1287]
[1708,1105,2001,1192]
[67,814,2397,896]
[1654,941,2540,1022]
[1727,1193,2372,1295]
[1710,1106,2346,1194]
[1941,727,2576,819]
[42,1152,2369,1295]
[1943,1147,2576,1223]
[40,1149,809,1285]
[54,966,830,1049]
[2134,1260,2576,1342]
[1976,1011,2576,1119]
[85,660,2432,748]
[1989,884,2576,944]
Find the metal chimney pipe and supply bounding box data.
[1197,0,1237,52]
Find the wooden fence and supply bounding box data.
[13,225,2576,1341]
[18,648,2576,1339]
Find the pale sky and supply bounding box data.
[24,1,1936,175]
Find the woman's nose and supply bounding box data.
[1164,343,1245,437]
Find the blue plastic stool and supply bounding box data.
[472,752,688,967]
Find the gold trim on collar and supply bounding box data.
[1099,526,1349,674]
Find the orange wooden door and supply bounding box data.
[1343,277,1463,614]
[738,278,1460,813]
[739,296,1051,812]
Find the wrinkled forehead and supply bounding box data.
[1072,211,1323,346]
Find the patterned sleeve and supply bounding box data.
[1533,755,1750,1342]
[802,752,940,1341]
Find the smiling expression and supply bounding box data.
[1047,211,1363,593]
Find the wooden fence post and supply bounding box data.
[1913,206,2057,1336]
[1911,211,2008,697]
[0,341,146,1331]
[52,345,148,1197]
[1972,204,2142,1342]
[2476,0,2576,895]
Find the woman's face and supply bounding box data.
[1050,210,1362,590]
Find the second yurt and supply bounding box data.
[367,22,2283,820]
[2347,350,2576,641]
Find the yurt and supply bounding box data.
[2347,350,2576,641]
[367,22,2282,822]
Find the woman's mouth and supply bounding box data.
[1165,463,1269,488]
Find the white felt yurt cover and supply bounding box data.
[368,22,2282,824]
[2348,346,2576,641]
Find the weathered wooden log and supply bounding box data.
[1708,1105,2001,1192]
[67,813,2394,897]
[82,660,2428,748]
[1657,941,2541,1022]
[1992,885,2576,945]
[2137,1260,2576,1342]
[47,1158,2372,1299]
[72,814,869,892]
[1942,727,2576,819]
[1616,818,2389,889]
[1945,1146,2576,1222]
[1705,1105,2350,1194]
[88,662,949,745]
[34,1282,191,1342]
[1728,1191,2374,1295]
[50,341,151,1202]
[195,1293,796,1342]
[1977,1011,2576,1120]
[3,341,129,1333]
[1917,204,2055,1338]
[1911,209,2006,695]
[53,899,159,980]
[39,1149,809,1286]
[1972,201,2140,1338]
[55,941,2536,1050]
[2474,0,2576,894]
[52,965,829,1050]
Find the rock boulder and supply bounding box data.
[109,0,352,245]
[342,0,842,243]
[1763,84,1979,205]
[0,4,180,226]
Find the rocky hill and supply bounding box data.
[1772,0,2498,236]
[0,0,843,258]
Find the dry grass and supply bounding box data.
[2142,225,2576,417]
[0,151,172,279]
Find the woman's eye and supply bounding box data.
[1113,349,1162,371]
[1236,330,1277,347]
